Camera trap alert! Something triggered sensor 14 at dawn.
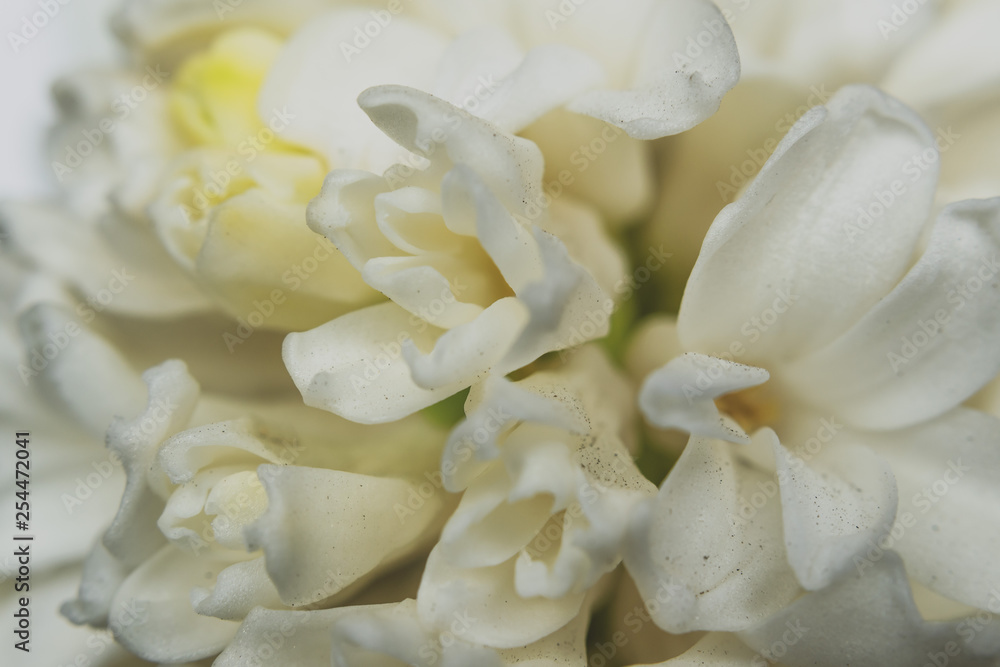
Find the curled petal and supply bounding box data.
[245,465,446,607]
[639,353,769,444]
[624,430,800,633]
[773,439,898,590]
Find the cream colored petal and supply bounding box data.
[624,431,801,633]
[258,9,450,173]
[0,202,209,317]
[358,85,545,218]
[109,546,241,663]
[191,558,282,621]
[103,361,201,568]
[283,301,467,423]
[562,0,740,139]
[245,465,445,607]
[402,297,530,389]
[783,198,1000,430]
[17,303,146,438]
[772,440,898,590]
[679,85,939,364]
[417,548,586,650]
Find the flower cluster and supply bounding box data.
[2,0,1000,666]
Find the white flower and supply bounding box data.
[283,86,627,423]
[418,346,654,647]
[0,296,145,666]
[211,591,602,666]
[627,84,1000,655]
[644,0,1000,306]
[62,358,452,663]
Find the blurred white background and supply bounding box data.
[0,0,122,200]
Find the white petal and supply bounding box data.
[17,303,146,438]
[61,540,132,626]
[192,558,282,621]
[499,228,612,371]
[402,297,530,389]
[362,256,484,329]
[110,546,241,663]
[783,198,1000,429]
[563,0,740,139]
[679,85,939,363]
[422,348,652,648]
[773,439,897,590]
[542,196,631,300]
[520,109,655,225]
[246,465,445,607]
[442,374,585,492]
[417,548,586,649]
[0,203,210,317]
[103,361,201,567]
[358,85,546,218]
[472,44,606,134]
[213,606,357,667]
[639,353,769,444]
[307,169,400,270]
[864,408,1000,612]
[737,552,1000,667]
[282,302,465,423]
[439,165,544,293]
[883,0,1000,111]
[114,0,331,57]
[623,430,800,633]
[431,26,524,109]
[260,10,450,173]
[331,599,503,666]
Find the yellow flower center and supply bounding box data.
[169,27,284,148]
[148,27,380,330]
[715,383,781,435]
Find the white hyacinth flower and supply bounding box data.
[62,359,452,663]
[629,84,1000,662]
[283,86,627,423]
